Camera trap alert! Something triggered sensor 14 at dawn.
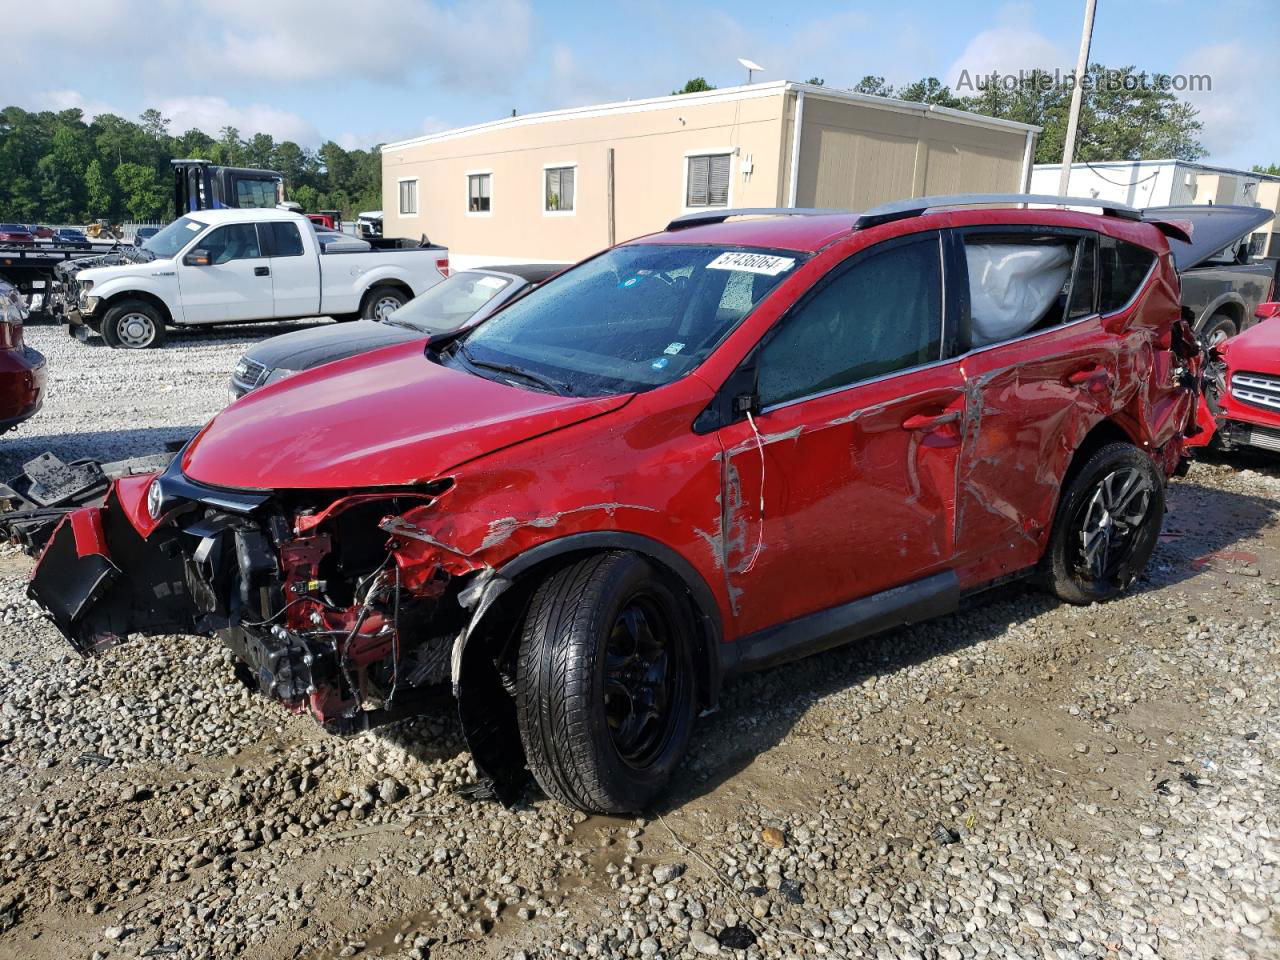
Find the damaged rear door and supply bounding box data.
[951,226,1133,585]
[716,231,966,635]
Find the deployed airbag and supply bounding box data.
[967,244,1072,347]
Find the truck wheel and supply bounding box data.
[101,300,167,349]
[1199,312,1237,349]
[1040,442,1164,605]
[361,286,409,321]
[515,552,696,814]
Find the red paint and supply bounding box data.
[181,341,632,490]
[57,205,1196,664]
[0,338,46,430]
[69,509,109,560]
[1193,309,1280,445]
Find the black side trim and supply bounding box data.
[727,570,960,673]
[155,453,270,515]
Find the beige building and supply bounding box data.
[381,81,1040,268]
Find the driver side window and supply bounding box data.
[757,235,943,408]
[199,223,261,265]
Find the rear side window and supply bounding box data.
[962,231,1103,348]
[757,235,943,407]
[1098,236,1156,313]
[261,222,304,258]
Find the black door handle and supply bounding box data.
[254,266,270,277]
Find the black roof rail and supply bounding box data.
[666,207,850,231]
[854,193,1143,230]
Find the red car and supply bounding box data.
[0,223,36,247]
[0,281,47,433]
[1191,302,1280,454]
[28,195,1201,812]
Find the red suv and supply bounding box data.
[30,196,1200,813]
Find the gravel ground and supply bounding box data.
[1,317,1279,960]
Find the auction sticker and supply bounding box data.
[706,252,796,276]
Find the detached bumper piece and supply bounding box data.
[0,450,177,552]
[28,486,198,655]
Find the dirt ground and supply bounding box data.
[1,320,1278,960]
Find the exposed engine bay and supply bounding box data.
[29,457,492,737]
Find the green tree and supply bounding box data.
[958,63,1205,163]
[84,159,113,217]
[806,77,825,86]
[672,77,716,95]
[114,162,167,220]
[1253,163,1280,176]
[851,75,894,97]
[898,77,964,109]
[37,125,90,222]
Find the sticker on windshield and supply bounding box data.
[185,222,202,231]
[706,252,796,276]
[664,342,685,355]
[476,276,505,290]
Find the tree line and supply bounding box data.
[678,63,1211,165]
[0,106,380,224]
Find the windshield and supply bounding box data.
[389,271,514,333]
[142,217,205,257]
[451,244,804,395]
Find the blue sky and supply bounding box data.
[9,0,1278,168]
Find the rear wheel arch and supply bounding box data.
[359,281,414,320]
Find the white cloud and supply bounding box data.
[1177,42,1258,165]
[28,89,120,120]
[156,97,319,144]
[945,2,1067,91]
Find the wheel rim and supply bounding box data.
[117,312,157,348]
[373,296,402,320]
[1076,467,1153,581]
[603,593,678,767]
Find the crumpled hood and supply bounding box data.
[1222,315,1280,374]
[183,340,632,490]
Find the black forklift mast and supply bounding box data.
[171,159,285,214]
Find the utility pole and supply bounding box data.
[1058,0,1097,196]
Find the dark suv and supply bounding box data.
[30,195,1201,814]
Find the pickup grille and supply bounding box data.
[233,357,268,390]
[1231,372,1280,413]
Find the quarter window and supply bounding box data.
[1098,236,1156,314]
[545,166,575,212]
[685,154,730,208]
[468,173,492,213]
[962,232,1094,348]
[199,223,261,264]
[399,179,418,216]
[757,236,943,407]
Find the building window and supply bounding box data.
[686,153,731,208]
[398,179,417,216]
[545,166,575,213]
[468,173,492,213]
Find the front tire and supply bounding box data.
[101,299,167,349]
[516,552,696,813]
[1041,442,1164,605]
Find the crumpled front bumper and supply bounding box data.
[28,478,197,654]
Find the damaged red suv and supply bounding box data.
[30,195,1201,813]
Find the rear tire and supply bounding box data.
[1199,312,1237,349]
[360,285,409,321]
[515,552,696,814]
[101,299,167,349]
[1041,442,1164,605]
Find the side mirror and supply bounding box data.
[184,249,211,266]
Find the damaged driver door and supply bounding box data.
[716,232,966,638]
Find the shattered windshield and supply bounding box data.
[141,217,204,258]
[450,244,803,395]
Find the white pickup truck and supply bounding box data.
[56,208,449,349]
